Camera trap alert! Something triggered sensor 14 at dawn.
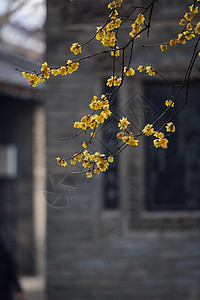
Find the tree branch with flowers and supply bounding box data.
[19,0,200,178]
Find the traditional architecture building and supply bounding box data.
[46,1,200,299]
[0,45,46,288]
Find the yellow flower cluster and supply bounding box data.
[183,31,195,40]
[142,123,175,149]
[70,153,83,165]
[184,5,198,22]
[96,17,121,47]
[170,4,199,46]
[116,132,139,146]
[111,47,120,57]
[22,72,45,87]
[107,76,122,87]
[137,65,155,76]
[70,43,82,55]
[96,27,117,46]
[51,60,79,76]
[74,95,112,130]
[129,14,145,39]
[118,117,130,130]
[41,62,50,78]
[161,4,199,50]
[124,67,135,76]
[153,132,169,149]
[56,157,67,167]
[71,150,114,178]
[106,18,121,31]
[96,2,122,47]
[108,0,123,9]
[22,62,51,86]
[22,60,79,87]
[142,124,154,136]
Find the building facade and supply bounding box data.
[46,1,200,299]
[0,47,46,279]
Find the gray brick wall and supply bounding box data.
[46,0,200,299]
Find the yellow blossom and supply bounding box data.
[106,22,114,32]
[184,12,195,22]
[195,22,200,34]
[107,76,121,87]
[118,117,130,130]
[74,122,81,128]
[146,66,155,76]
[113,18,121,28]
[67,60,79,73]
[142,124,154,136]
[183,31,195,40]
[116,132,124,139]
[22,72,41,87]
[124,67,135,76]
[135,14,145,25]
[94,168,101,174]
[165,99,174,107]
[160,44,167,51]
[108,0,123,9]
[170,39,176,46]
[179,19,186,26]
[83,150,90,159]
[109,10,118,19]
[41,62,50,73]
[96,27,106,40]
[137,65,145,72]
[153,138,168,149]
[83,159,91,168]
[38,75,45,83]
[70,43,82,55]
[29,79,38,87]
[56,157,67,167]
[108,156,114,163]
[51,68,58,76]
[82,142,88,148]
[122,136,129,143]
[111,47,120,57]
[86,171,93,178]
[95,155,109,172]
[126,133,139,146]
[102,31,116,47]
[176,33,186,44]
[154,131,164,139]
[70,159,77,165]
[189,5,198,13]
[76,154,83,162]
[166,122,175,132]
[187,23,193,31]
[80,123,87,130]
[129,23,142,38]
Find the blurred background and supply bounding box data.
[0,0,200,300]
